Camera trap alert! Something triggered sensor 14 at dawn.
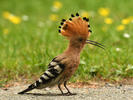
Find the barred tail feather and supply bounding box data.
[18,84,35,94]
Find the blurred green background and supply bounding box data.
[0,0,133,86]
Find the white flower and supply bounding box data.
[123,33,130,38]
[80,60,86,65]
[116,48,121,52]
[22,15,29,21]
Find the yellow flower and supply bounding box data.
[9,15,21,24]
[81,11,89,17]
[121,18,130,25]
[49,14,58,21]
[116,25,125,31]
[3,11,11,19]
[104,18,113,24]
[3,28,9,35]
[98,8,110,17]
[53,1,62,10]
[3,11,21,24]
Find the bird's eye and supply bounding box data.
[78,38,83,42]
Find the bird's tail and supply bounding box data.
[18,84,35,94]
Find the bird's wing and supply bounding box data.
[18,57,65,94]
[35,57,65,86]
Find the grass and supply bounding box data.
[0,0,133,86]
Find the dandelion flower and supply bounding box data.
[3,28,9,35]
[9,15,21,24]
[49,14,58,21]
[53,1,62,11]
[123,33,130,38]
[122,18,130,25]
[116,25,125,31]
[98,8,110,17]
[104,18,113,24]
[3,11,11,19]
[3,11,21,24]
[81,11,89,17]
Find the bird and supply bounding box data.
[18,13,104,96]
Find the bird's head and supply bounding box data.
[58,13,104,50]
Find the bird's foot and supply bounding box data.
[62,92,76,96]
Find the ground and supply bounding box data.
[1,83,133,100]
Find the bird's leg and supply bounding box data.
[63,81,76,95]
[58,84,64,95]
[64,81,71,94]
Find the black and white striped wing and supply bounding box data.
[18,57,65,94]
[33,57,65,88]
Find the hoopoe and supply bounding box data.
[18,13,104,95]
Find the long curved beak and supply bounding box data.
[86,40,105,49]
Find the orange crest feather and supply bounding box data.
[58,13,91,38]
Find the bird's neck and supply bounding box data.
[64,41,84,56]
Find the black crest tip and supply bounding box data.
[83,17,87,20]
[62,19,66,22]
[88,24,90,27]
[86,18,89,22]
[59,30,61,33]
[60,22,64,25]
[89,30,92,33]
[71,14,75,17]
[76,13,79,16]
[69,18,72,21]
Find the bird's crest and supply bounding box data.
[58,13,92,38]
